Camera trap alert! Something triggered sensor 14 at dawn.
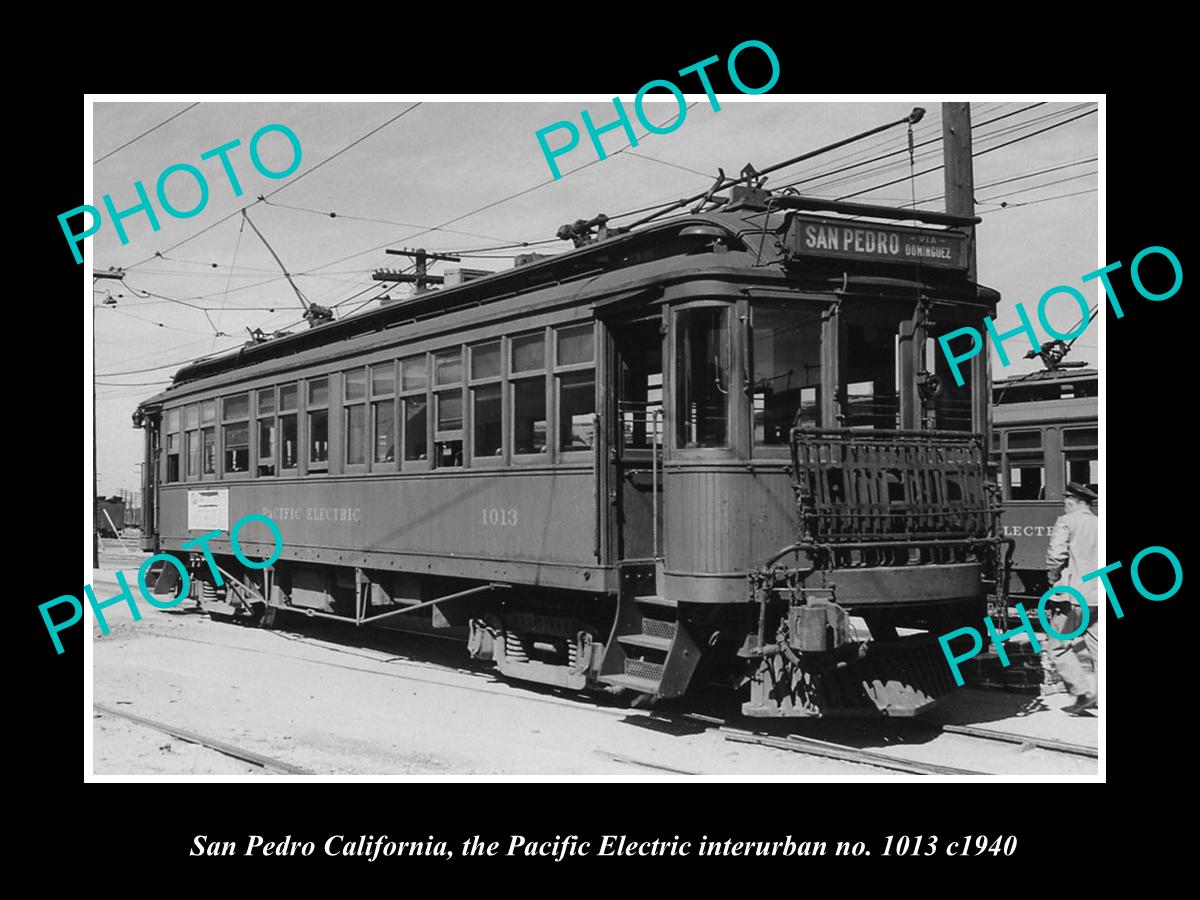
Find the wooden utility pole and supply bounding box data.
[376,248,462,293]
[941,103,976,281]
[941,102,989,442]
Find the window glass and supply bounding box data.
[557,324,594,365]
[224,423,249,472]
[308,378,328,407]
[559,371,595,451]
[929,328,975,431]
[404,399,427,461]
[1063,428,1098,448]
[374,401,396,463]
[1008,461,1045,501]
[346,405,366,465]
[257,388,275,415]
[473,384,502,457]
[753,303,822,443]
[401,356,428,392]
[166,408,180,433]
[223,393,249,420]
[344,369,367,402]
[511,333,545,373]
[258,418,276,476]
[201,401,216,425]
[309,409,328,464]
[435,350,462,386]
[281,414,298,468]
[435,439,463,468]
[202,428,216,474]
[183,404,198,430]
[1065,456,1099,494]
[840,303,902,429]
[187,432,200,476]
[371,362,395,396]
[166,431,180,483]
[472,342,501,380]
[513,379,547,454]
[437,392,463,432]
[1008,430,1042,450]
[279,384,298,412]
[675,307,729,448]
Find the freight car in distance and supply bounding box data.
[134,186,1012,717]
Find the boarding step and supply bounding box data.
[635,594,677,608]
[623,657,664,681]
[617,633,673,652]
[602,674,662,695]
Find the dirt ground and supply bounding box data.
[89,548,1099,778]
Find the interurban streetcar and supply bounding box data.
[135,184,1012,717]
[992,366,1098,605]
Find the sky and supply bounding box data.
[90,98,1099,495]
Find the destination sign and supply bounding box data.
[786,214,968,270]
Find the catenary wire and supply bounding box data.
[94,103,200,164]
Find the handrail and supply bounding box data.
[652,407,663,561]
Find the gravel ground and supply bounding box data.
[89,552,1098,778]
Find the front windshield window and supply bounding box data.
[752,302,822,443]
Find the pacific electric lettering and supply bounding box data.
[534,40,780,180]
[40,514,283,654]
[60,123,302,264]
[938,544,1183,686]
[937,245,1183,386]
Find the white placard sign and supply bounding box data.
[188,489,229,531]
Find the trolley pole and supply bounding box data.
[941,103,989,441]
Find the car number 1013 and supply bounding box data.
[482,508,518,526]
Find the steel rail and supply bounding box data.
[94,703,314,775]
[723,729,990,776]
[940,723,1097,758]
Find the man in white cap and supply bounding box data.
[1043,482,1099,715]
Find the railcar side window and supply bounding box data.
[200,401,216,475]
[371,362,396,465]
[344,368,367,467]
[1006,429,1044,501]
[555,324,595,452]
[752,303,821,443]
[165,408,181,482]
[184,404,200,477]
[222,393,250,474]
[279,383,298,470]
[257,388,276,476]
[308,378,329,470]
[434,350,464,468]
[675,307,730,448]
[400,356,428,464]
[470,342,503,460]
[1063,427,1098,494]
[511,332,547,456]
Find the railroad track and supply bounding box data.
[94,703,314,775]
[936,723,1097,758]
[722,728,991,776]
[109,616,1096,776]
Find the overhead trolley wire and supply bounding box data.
[94,102,200,164]
[119,104,423,272]
[835,107,1097,201]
